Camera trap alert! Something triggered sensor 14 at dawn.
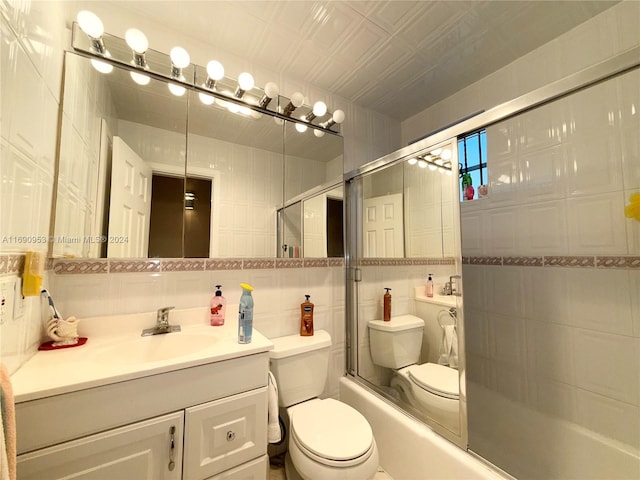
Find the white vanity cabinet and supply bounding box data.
[15,352,270,480]
[17,411,185,480]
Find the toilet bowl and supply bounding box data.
[390,363,459,431]
[270,331,379,480]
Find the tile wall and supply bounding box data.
[0,2,66,373]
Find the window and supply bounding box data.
[458,130,487,201]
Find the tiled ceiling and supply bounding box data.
[114,1,619,121]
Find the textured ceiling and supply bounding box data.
[108,1,619,121]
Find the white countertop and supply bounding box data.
[414,287,459,308]
[11,307,273,403]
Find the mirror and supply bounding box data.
[53,52,188,258]
[52,52,344,259]
[186,90,284,258]
[351,139,464,443]
[361,145,456,258]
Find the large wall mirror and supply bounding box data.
[348,138,465,446]
[360,144,456,259]
[52,52,343,259]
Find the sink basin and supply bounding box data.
[95,333,217,364]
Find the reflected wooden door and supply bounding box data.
[363,193,404,257]
[108,137,152,258]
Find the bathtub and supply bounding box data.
[339,376,507,480]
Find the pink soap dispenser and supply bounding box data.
[426,274,434,298]
[210,285,226,326]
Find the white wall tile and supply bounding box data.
[566,192,627,254]
[531,379,577,424]
[488,313,527,370]
[484,207,518,256]
[573,329,639,406]
[485,266,525,317]
[565,268,635,336]
[524,267,570,324]
[526,320,574,385]
[517,200,568,255]
[576,388,640,449]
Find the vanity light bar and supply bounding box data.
[72,12,344,134]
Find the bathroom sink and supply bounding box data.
[95,333,217,364]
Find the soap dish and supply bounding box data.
[38,337,88,351]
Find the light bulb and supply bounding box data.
[91,59,112,74]
[408,158,418,165]
[199,92,215,105]
[446,170,452,176]
[291,92,305,108]
[168,83,186,96]
[77,10,104,38]
[295,123,308,133]
[130,71,150,85]
[238,72,254,91]
[264,82,279,98]
[313,129,325,138]
[170,46,190,68]
[431,148,442,156]
[239,106,253,116]
[312,101,327,117]
[332,109,345,123]
[441,148,452,160]
[206,60,224,80]
[227,103,240,114]
[418,160,427,168]
[428,164,437,171]
[125,28,148,54]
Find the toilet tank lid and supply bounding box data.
[269,330,331,359]
[368,315,424,332]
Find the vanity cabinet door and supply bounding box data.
[183,387,268,480]
[17,411,184,480]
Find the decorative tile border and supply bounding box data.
[109,260,161,274]
[52,259,109,275]
[161,259,206,272]
[37,254,640,276]
[462,255,639,269]
[205,259,243,270]
[328,258,345,267]
[543,256,595,268]
[596,256,640,269]
[503,256,544,267]
[243,259,276,270]
[303,258,329,268]
[276,258,303,269]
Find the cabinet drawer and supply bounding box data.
[184,387,267,480]
[205,454,268,480]
[17,411,184,480]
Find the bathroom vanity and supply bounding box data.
[11,308,272,480]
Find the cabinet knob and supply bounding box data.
[226,430,236,442]
[168,425,176,471]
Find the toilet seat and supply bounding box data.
[289,398,375,467]
[407,363,459,400]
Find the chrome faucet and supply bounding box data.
[444,275,462,296]
[142,306,180,336]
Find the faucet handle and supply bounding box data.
[157,306,175,321]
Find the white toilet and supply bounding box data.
[368,315,459,431]
[269,330,379,480]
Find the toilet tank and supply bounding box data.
[269,330,332,407]
[368,315,424,369]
